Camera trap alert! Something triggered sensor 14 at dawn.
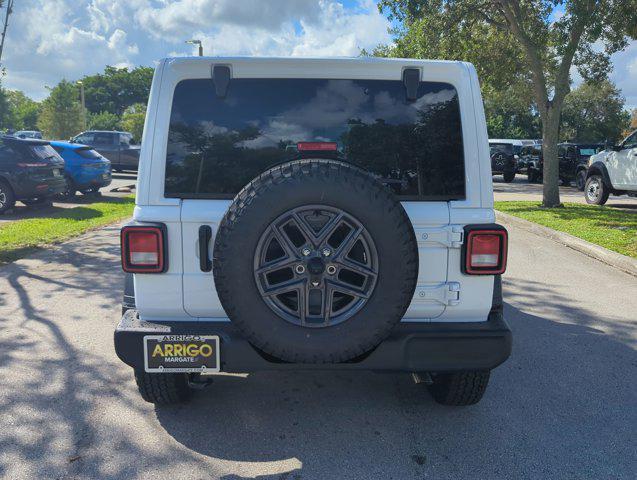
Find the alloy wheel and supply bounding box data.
[253,205,378,327]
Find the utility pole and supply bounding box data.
[0,0,15,67]
[185,39,203,57]
[77,80,87,129]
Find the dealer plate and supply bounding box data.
[144,335,220,373]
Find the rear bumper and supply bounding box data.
[114,308,511,373]
[75,176,112,190]
[15,176,67,198]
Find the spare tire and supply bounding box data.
[213,159,418,363]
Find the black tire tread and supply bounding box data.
[575,171,587,191]
[213,159,418,363]
[134,371,192,405]
[0,178,16,214]
[427,370,490,406]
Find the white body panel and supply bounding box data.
[133,57,495,323]
[606,131,637,189]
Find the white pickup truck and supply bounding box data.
[585,130,637,205]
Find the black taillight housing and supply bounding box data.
[462,224,508,275]
[121,224,168,273]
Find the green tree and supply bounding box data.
[560,80,630,143]
[0,82,11,129]
[120,103,146,143]
[37,80,83,139]
[82,66,153,116]
[484,86,541,138]
[379,0,637,207]
[6,90,40,130]
[87,110,121,131]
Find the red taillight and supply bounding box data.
[296,142,338,151]
[464,228,507,275]
[121,226,166,273]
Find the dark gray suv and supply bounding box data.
[71,131,140,172]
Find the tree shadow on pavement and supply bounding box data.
[0,226,207,479]
[154,279,636,479]
[0,229,635,479]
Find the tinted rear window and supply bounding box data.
[77,148,102,159]
[164,78,465,200]
[29,144,60,161]
[490,143,513,155]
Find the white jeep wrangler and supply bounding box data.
[115,57,511,406]
[585,130,637,205]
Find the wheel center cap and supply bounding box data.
[307,257,325,275]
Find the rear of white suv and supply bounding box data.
[115,57,511,406]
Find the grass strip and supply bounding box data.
[495,201,637,259]
[0,197,134,263]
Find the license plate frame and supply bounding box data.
[143,335,220,373]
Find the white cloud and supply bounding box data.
[134,0,321,41]
[2,0,391,100]
[3,0,140,99]
[193,0,391,58]
[291,0,390,56]
[610,40,637,110]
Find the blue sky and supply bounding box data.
[2,0,636,109]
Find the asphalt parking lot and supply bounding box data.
[3,173,635,226]
[492,175,637,209]
[0,215,635,479]
[0,172,137,225]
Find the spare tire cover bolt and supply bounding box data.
[301,248,311,256]
[322,248,331,257]
[326,265,337,275]
[295,264,306,274]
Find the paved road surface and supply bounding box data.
[2,174,634,226]
[493,175,637,209]
[0,221,635,479]
[0,172,136,225]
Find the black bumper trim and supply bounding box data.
[114,308,511,373]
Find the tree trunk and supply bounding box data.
[541,107,562,207]
[0,0,13,65]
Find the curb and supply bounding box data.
[495,210,637,278]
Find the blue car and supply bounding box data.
[49,141,112,197]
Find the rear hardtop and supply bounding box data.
[137,56,493,209]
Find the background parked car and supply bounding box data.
[49,141,112,198]
[14,130,43,139]
[0,135,66,214]
[489,139,537,174]
[571,144,604,190]
[520,144,543,182]
[489,140,518,182]
[70,131,140,172]
[585,130,637,205]
[526,142,603,188]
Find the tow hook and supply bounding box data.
[188,374,215,390]
[411,372,433,385]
